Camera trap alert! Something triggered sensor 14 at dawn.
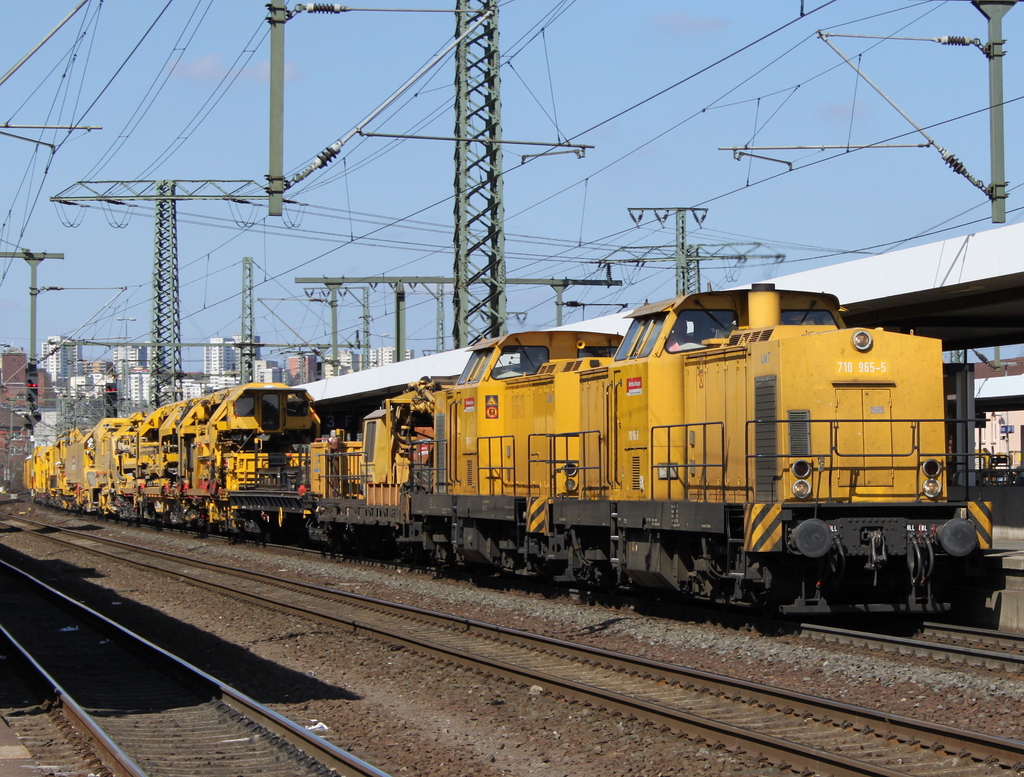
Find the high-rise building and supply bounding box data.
[367,346,413,369]
[180,378,208,399]
[125,369,150,405]
[286,354,318,385]
[113,345,148,374]
[1,349,26,401]
[206,374,237,392]
[254,359,282,383]
[204,336,238,377]
[41,336,80,381]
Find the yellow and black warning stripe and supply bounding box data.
[967,501,993,550]
[744,503,784,553]
[527,496,550,535]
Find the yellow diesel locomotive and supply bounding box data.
[310,284,991,614]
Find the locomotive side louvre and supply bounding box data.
[576,365,612,500]
[683,345,747,502]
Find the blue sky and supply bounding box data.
[1,0,1021,369]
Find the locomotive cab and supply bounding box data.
[436,330,622,573]
[203,383,318,542]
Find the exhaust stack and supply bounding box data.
[749,283,781,329]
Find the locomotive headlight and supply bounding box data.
[791,459,812,479]
[922,478,941,498]
[792,479,812,499]
[921,459,942,478]
[852,330,873,352]
[564,477,578,492]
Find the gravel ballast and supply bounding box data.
[2,508,1022,776]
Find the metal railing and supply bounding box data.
[475,435,516,496]
[744,417,978,503]
[651,421,727,502]
[235,451,310,490]
[313,449,366,498]
[528,430,604,499]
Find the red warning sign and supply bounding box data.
[485,394,499,419]
[464,397,475,412]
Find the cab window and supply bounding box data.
[578,344,616,358]
[782,309,837,326]
[665,309,737,352]
[457,350,491,385]
[261,393,281,430]
[235,395,256,417]
[491,345,548,379]
[363,419,378,463]
[614,319,644,361]
[287,393,309,417]
[614,314,667,361]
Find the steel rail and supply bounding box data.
[0,558,392,777]
[0,623,147,777]
[797,621,1024,673]
[8,516,1024,777]
[11,510,1024,670]
[920,621,1024,652]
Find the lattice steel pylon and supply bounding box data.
[240,256,255,384]
[452,0,505,348]
[51,179,269,407]
[151,180,182,407]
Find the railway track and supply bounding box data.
[0,556,391,777]
[796,621,1024,673]
[26,507,1024,673]
[5,514,1024,777]
[8,506,1024,670]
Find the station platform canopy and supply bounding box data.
[302,221,1024,406]
[977,373,1024,412]
[300,321,632,406]
[760,221,1024,351]
[301,348,474,404]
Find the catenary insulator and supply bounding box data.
[941,149,968,176]
[305,3,347,12]
[937,36,974,46]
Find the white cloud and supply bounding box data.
[169,53,299,83]
[816,101,873,123]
